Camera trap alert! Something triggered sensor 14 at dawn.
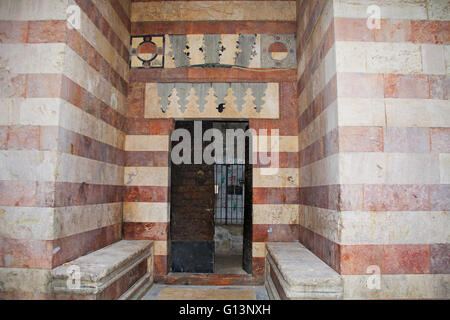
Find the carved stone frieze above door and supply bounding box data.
[145,82,279,119]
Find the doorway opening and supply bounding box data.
[169,120,253,276]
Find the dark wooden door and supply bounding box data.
[170,121,215,273]
[242,128,253,274]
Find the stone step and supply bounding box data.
[265,242,343,300]
[51,240,154,300]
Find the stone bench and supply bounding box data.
[265,242,343,300]
[51,240,154,300]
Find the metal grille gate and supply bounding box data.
[214,164,245,225]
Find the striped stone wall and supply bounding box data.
[0,0,131,299]
[297,0,449,299]
[127,0,298,279]
[296,0,339,273]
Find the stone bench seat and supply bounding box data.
[265,242,343,300]
[51,240,154,300]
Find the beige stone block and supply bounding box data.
[428,0,450,21]
[54,203,122,239]
[0,267,52,293]
[333,0,427,20]
[422,44,446,75]
[0,150,57,182]
[343,274,450,299]
[0,98,22,126]
[252,242,266,258]
[385,98,450,128]
[340,152,441,185]
[440,153,450,184]
[385,153,440,184]
[253,136,298,153]
[0,43,66,74]
[124,167,169,187]
[19,98,61,126]
[131,1,296,22]
[336,41,367,73]
[301,154,340,187]
[340,211,450,245]
[55,153,123,185]
[339,153,386,185]
[324,45,338,84]
[253,204,299,225]
[123,202,170,223]
[299,205,340,244]
[338,98,386,127]
[337,42,423,74]
[253,168,299,188]
[154,241,168,255]
[125,135,170,152]
[0,0,69,21]
[0,207,55,240]
[445,45,450,75]
[366,42,422,74]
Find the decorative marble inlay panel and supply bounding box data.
[261,34,296,68]
[130,35,165,68]
[130,34,296,69]
[145,83,279,119]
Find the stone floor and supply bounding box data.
[214,255,247,274]
[142,284,269,300]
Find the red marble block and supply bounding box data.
[384,74,430,99]
[132,21,296,35]
[123,222,169,241]
[430,75,450,100]
[429,184,450,211]
[411,20,450,44]
[27,20,67,43]
[253,187,299,204]
[430,244,450,274]
[26,74,62,98]
[339,126,384,152]
[252,224,298,242]
[384,127,430,153]
[363,184,430,211]
[337,73,385,98]
[123,186,169,202]
[0,21,28,43]
[154,255,168,275]
[430,128,450,153]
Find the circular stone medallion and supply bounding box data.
[268,42,288,61]
[137,41,157,61]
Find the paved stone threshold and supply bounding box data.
[142,284,269,300]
